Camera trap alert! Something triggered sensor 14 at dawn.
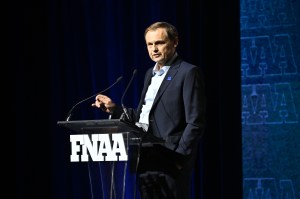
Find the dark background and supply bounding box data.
[15,0,241,198]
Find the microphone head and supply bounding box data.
[117,76,123,82]
[120,68,138,111]
[133,69,137,75]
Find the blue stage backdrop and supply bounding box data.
[240,0,300,198]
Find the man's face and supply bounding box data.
[145,28,177,67]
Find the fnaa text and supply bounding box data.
[70,133,128,162]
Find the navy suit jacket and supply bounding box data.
[136,56,206,156]
[112,55,206,172]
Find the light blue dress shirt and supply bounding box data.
[136,53,177,131]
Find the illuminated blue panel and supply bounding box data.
[240,0,300,198]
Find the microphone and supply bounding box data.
[65,76,123,121]
[121,69,137,122]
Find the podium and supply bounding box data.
[57,119,164,199]
[57,118,164,145]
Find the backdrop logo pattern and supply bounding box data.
[240,0,300,198]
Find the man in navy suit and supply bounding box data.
[92,21,206,199]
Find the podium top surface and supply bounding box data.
[57,119,164,144]
[57,119,138,133]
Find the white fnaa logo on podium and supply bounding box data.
[70,133,128,162]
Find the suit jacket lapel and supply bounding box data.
[152,60,181,106]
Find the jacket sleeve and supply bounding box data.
[110,106,138,124]
[175,66,206,156]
